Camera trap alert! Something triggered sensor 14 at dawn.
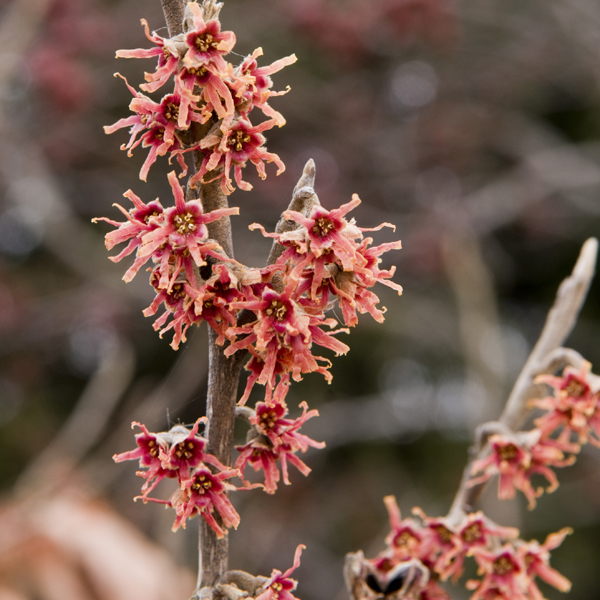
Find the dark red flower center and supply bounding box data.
[163,101,179,122]
[194,32,218,52]
[564,379,586,398]
[311,217,334,237]
[173,211,197,235]
[227,130,252,152]
[497,443,518,461]
[174,441,196,460]
[192,474,213,493]
[394,530,417,548]
[434,524,453,543]
[265,300,288,321]
[462,522,482,543]
[492,555,515,575]
[169,283,187,302]
[259,409,278,430]
[147,439,159,458]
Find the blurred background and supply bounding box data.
[2,0,600,598]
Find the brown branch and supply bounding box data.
[448,237,598,521]
[160,0,186,36]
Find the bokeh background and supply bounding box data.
[2,0,600,598]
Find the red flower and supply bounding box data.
[234,47,297,126]
[167,466,241,536]
[191,117,285,194]
[115,19,181,93]
[113,421,174,495]
[469,430,576,509]
[517,528,572,598]
[139,171,238,269]
[183,3,236,73]
[255,545,305,600]
[467,545,528,600]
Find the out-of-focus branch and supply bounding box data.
[448,237,598,520]
[441,224,505,427]
[14,337,135,498]
[501,237,598,429]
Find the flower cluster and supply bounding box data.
[235,378,325,493]
[361,496,571,600]
[113,419,244,536]
[469,361,600,508]
[97,176,401,490]
[106,1,295,192]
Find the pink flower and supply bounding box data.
[236,384,324,493]
[255,545,305,600]
[92,189,164,277]
[115,19,181,93]
[113,421,175,495]
[225,285,349,388]
[167,466,241,536]
[467,545,528,600]
[469,430,575,509]
[139,171,239,269]
[183,3,236,73]
[234,47,298,126]
[383,496,425,558]
[533,361,598,444]
[104,75,191,181]
[191,117,285,194]
[176,64,235,122]
[160,418,228,479]
[517,528,572,598]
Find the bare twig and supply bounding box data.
[448,237,598,520]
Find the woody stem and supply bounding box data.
[160,0,245,590]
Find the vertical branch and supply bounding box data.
[197,175,245,588]
[159,0,244,589]
[160,0,186,36]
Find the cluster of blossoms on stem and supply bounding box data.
[106,0,294,192]
[113,418,245,536]
[98,168,402,492]
[355,496,571,600]
[468,361,600,508]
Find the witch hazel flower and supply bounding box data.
[234,47,298,126]
[467,545,528,600]
[533,361,600,445]
[225,284,350,395]
[113,418,227,496]
[138,171,238,268]
[104,75,191,181]
[255,544,305,600]
[115,19,182,94]
[161,465,242,535]
[182,1,236,73]
[236,380,325,493]
[92,189,163,270]
[516,528,573,598]
[468,429,576,509]
[113,421,175,496]
[185,262,260,345]
[191,116,285,194]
